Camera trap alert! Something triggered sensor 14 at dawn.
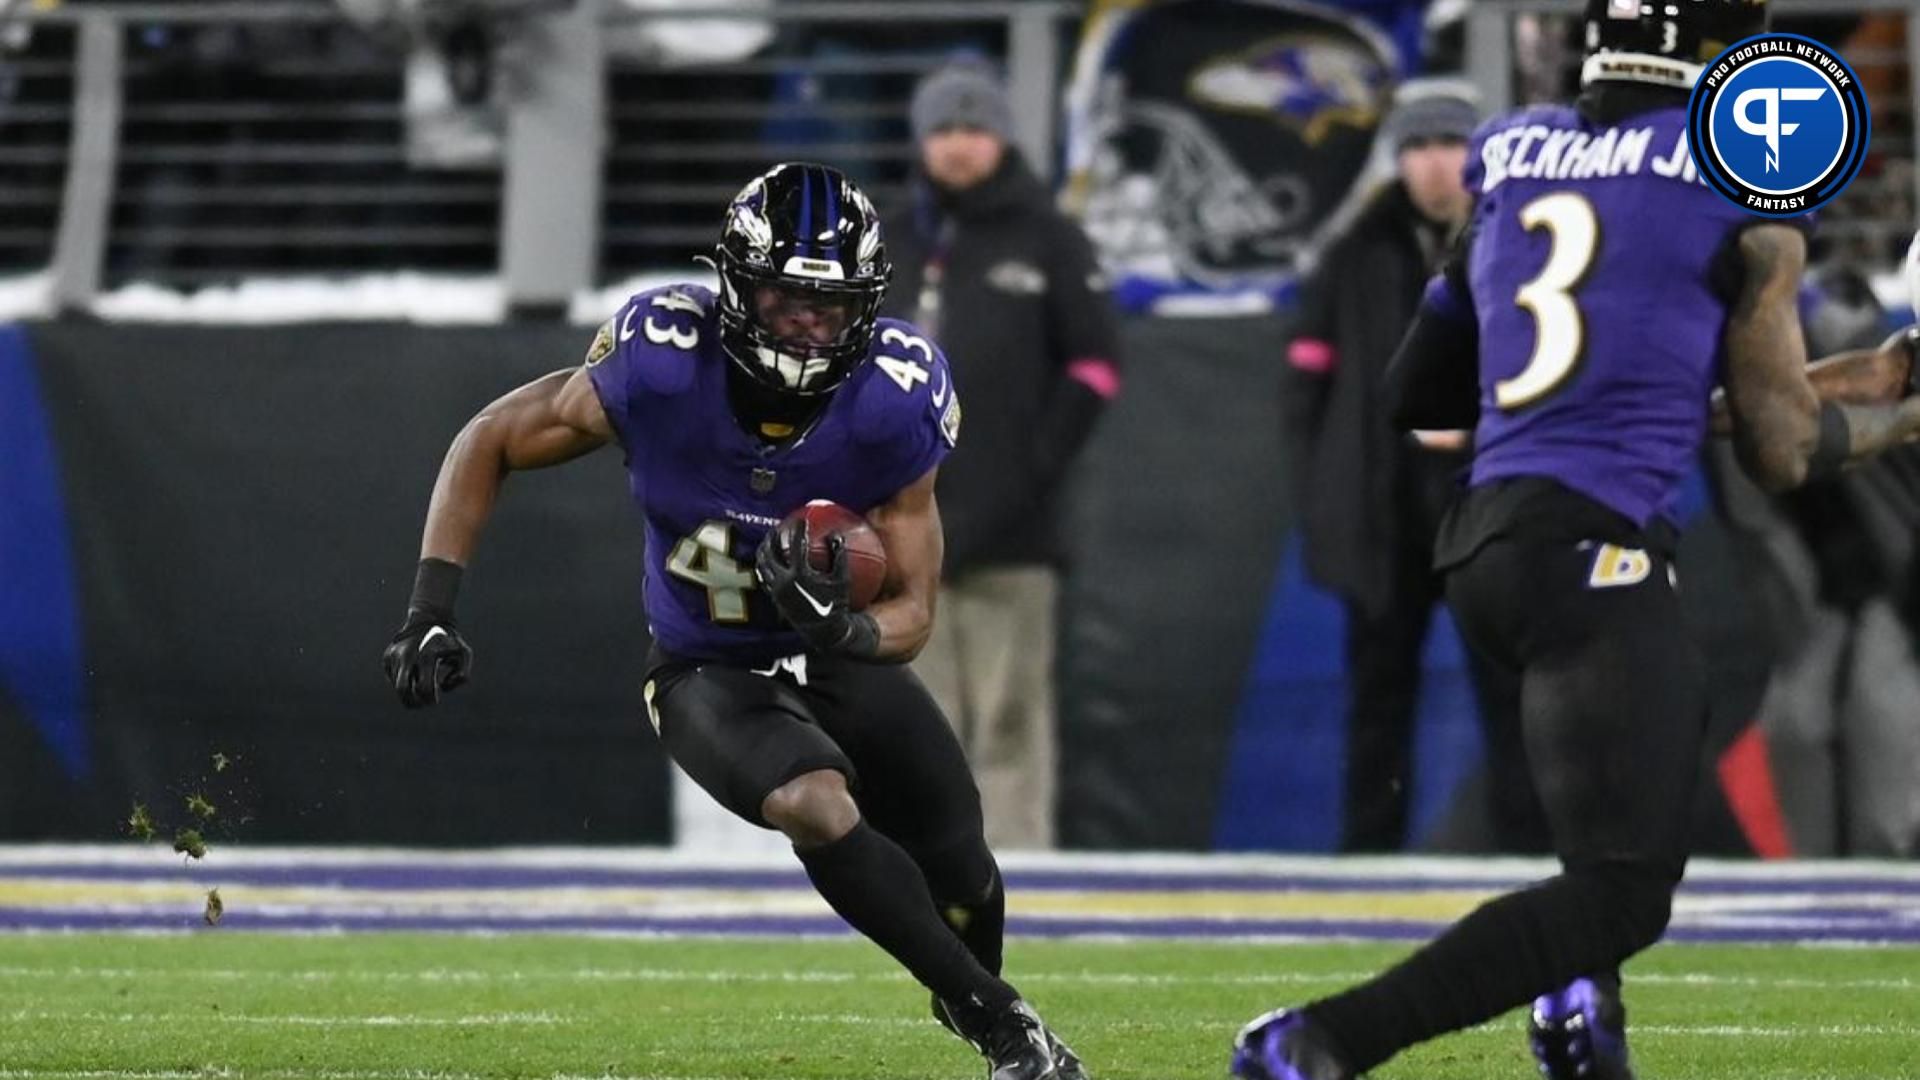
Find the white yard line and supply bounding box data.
[1635,1023,1920,1038]
[2,964,1916,992]
[0,1010,569,1028]
[17,1009,1898,1039]
[0,1072,759,1080]
[0,1072,481,1080]
[769,1012,1920,1038]
[5,844,1920,885]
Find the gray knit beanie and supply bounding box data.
[1384,78,1482,151]
[910,62,1015,143]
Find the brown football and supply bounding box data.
[786,500,888,610]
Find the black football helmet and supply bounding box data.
[1582,0,1770,90]
[714,162,890,398]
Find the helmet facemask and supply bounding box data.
[715,260,886,396]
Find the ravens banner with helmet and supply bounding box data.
[1061,0,1428,315]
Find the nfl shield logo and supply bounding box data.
[750,468,777,495]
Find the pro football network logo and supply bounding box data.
[1687,34,1869,217]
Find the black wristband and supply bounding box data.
[1806,400,1852,482]
[408,557,463,624]
[828,611,881,661]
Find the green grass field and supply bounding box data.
[0,934,1913,1080]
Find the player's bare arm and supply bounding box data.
[1722,226,1920,492]
[382,365,612,708]
[862,466,942,663]
[422,366,613,565]
[1709,327,1917,434]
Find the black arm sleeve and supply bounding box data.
[1384,214,1482,431]
[1385,300,1481,430]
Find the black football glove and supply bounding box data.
[755,519,880,659]
[381,557,474,708]
[383,616,474,708]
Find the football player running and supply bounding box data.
[383,163,1086,1080]
[1233,3,1920,1079]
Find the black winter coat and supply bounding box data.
[882,152,1120,576]
[1283,181,1467,617]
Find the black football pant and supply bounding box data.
[644,648,1010,1001]
[1307,516,1707,1072]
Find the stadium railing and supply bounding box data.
[0,17,75,280]
[1,0,1082,312]
[11,1,1915,312]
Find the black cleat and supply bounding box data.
[1044,1025,1091,1080]
[936,992,1090,1080]
[979,1000,1059,1080]
[1529,975,1635,1080]
[938,995,1063,1080]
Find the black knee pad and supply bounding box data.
[909,831,1005,977]
[1574,860,1680,955]
[912,831,998,906]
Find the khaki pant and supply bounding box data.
[1760,598,1920,857]
[914,565,1058,850]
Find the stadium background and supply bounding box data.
[1,0,1916,859]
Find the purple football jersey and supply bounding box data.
[1458,103,1752,526]
[585,284,959,664]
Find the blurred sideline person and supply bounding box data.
[1711,266,1920,857]
[382,163,1087,1080]
[1283,79,1544,854]
[884,61,1121,850]
[1233,2,1920,1078]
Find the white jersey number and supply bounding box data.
[642,290,705,351]
[1500,191,1600,411]
[667,520,755,623]
[876,326,934,394]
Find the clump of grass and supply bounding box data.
[125,803,156,842]
[172,829,208,860]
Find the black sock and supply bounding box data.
[799,821,1018,1011]
[1305,863,1676,1072]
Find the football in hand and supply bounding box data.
[784,500,887,610]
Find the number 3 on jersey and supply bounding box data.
[1499,191,1599,410]
[668,521,754,623]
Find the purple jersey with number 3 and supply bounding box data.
[584,284,958,664]
[1458,103,1754,526]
